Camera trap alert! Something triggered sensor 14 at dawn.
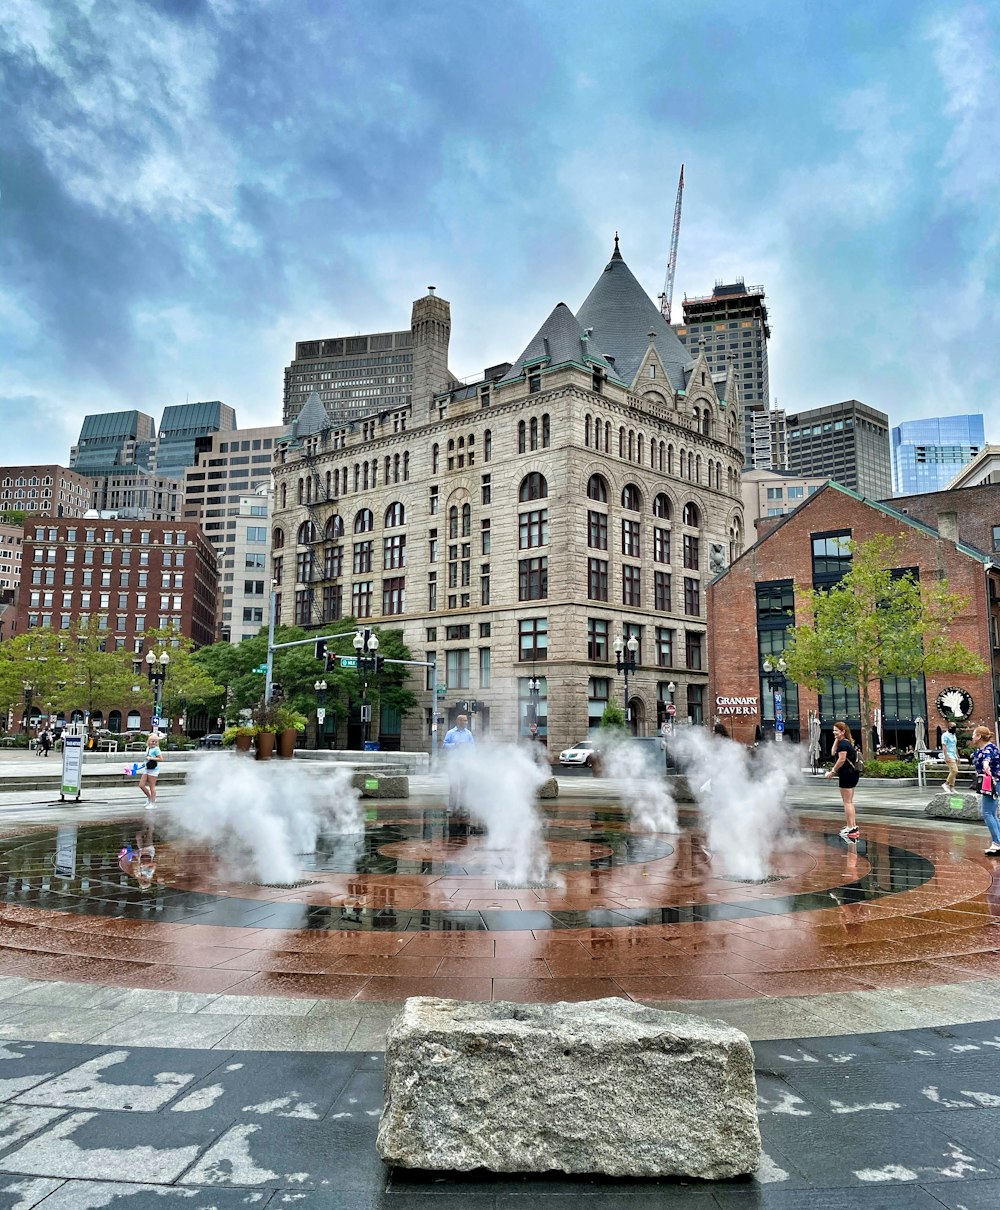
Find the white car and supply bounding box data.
[559,739,597,767]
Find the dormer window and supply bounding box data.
[528,370,541,394]
[592,368,605,394]
[648,365,656,378]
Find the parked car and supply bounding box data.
[198,733,224,749]
[559,739,597,768]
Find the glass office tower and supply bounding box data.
[891,415,984,496]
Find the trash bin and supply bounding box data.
[364,741,381,752]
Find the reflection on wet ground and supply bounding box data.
[0,801,995,1002]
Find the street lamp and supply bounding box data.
[145,649,170,729]
[21,681,33,734]
[613,633,639,727]
[526,675,541,736]
[762,655,788,742]
[666,680,676,734]
[353,629,380,747]
[314,679,327,749]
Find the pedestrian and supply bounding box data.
[971,725,1000,856]
[139,730,164,809]
[941,723,959,790]
[824,720,860,841]
[443,713,475,812]
[39,727,52,758]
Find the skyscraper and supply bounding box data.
[785,401,892,500]
[675,280,771,466]
[891,414,985,496]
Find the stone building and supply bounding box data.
[707,481,1000,751]
[273,241,746,753]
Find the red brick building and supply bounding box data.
[14,518,219,730]
[708,482,1000,752]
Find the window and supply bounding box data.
[383,534,406,569]
[478,646,492,687]
[447,649,471,689]
[621,518,641,557]
[427,571,437,611]
[587,474,608,503]
[687,684,704,725]
[519,617,548,661]
[654,527,670,564]
[819,677,860,719]
[322,584,343,621]
[354,509,374,534]
[294,589,314,625]
[587,617,609,661]
[519,556,548,601]
[622,622,643,663]
[623,565,641,606]
[683,534,699,570]
[654,570,671,611]
[481,474,491,505]
[656,627,674,667]
[812,531,852,584]
[528,371,541,393]
[481,520,491,555]
[295,550,313,582]
[480,563,490,605]
[682,502,700,527]
[882,675,926,721]
[588,511,607,549]
[352,580,373,618]
[588,677,610,728]
[385,502,405,527]
[519,509,548,548]
[653,492,671,519]
[588,557,608,601]
[353,541,373,574]
[247,527,266,542]
[683,577,700,615]
[622,484,641,511]
[519,473,547,502]
[685,631,703,670]
[382,577,405,615]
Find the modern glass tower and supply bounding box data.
[891,414,985,496]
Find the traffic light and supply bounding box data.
[315,639,327,663]
[374,655,385,673]
[325,652,337,673]
[271,683,284,703]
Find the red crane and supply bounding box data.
[658,164,685,324]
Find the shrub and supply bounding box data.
[863,759,917,779]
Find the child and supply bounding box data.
[139,731,164,808]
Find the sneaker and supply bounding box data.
[846,828,860,841]
[985,846,1000,856]
[838,825,854,837]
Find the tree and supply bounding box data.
[142,628,223,729]
[0,629,65,725]
[0,509,25,526]
[783,534,987,752]
[59,617,149,727]
[599,701,627,730]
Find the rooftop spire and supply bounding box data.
[612,231,621,259]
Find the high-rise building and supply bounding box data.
[891,414,984,496]
[180,423,284,642]
[155,402,237,480]
[0,465,93,518]
[675,280,771,466]
[785,401,892,500]
[273,240,747,754]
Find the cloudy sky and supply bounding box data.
[2,0,998,466]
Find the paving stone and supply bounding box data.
[34,1182,271,1207]
[0,1042,106,1103]
[0,1105,67,1158]
[197,995,318,1016]
[211,1016,360,1051]
[918,1178,1000,1208]
[712,1184,955,1207]
[0,1177,64,1209]
[168,1050,358,1120]
[87,1012,248,1050]
[0,1008,141,1046]
[923,1106,1000,1164]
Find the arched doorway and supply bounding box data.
[108,710,122,733]
[628,696,647,736]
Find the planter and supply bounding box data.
[255,731,276,761]
[277,727,298,759]
[235,734,253,753]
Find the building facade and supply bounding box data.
[889,483,1000,564]
[891,414,984,496]
[945,444,1000,489]
[785,400,892,500]
[708,482,1000,751]
[0,465,92,519]
[740,468,829,532]
[273,241,746,753]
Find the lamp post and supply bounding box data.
[526,675,541,731]
[21,682,33,734]
[314,679,327,749]
[145,649,170,730]
[762,655,787,742]
[666,680,676,734]
[613,633,639,728]
[353,628,380,747]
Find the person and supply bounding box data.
[971,725,1000,856]
[824,720,860,841]
[39,727,52,758]
[443,714,475,812]
[941,723,959,790]
[118,821,157,889]
[139,730,164,809]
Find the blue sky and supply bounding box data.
[2,0,998,465]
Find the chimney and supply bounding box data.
[937,511,960,543]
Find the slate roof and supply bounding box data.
[575,240,693,390]
[499,302,624,387]
[294,390,330,438]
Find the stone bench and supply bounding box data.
[537,776,558,799]
[925,790,984,821]
[351,772,409,799]
[377,996,760,1179]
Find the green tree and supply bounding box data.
[599,701,627,730]
[0,629,64,724]
[0,509,25,526]
[59,617,149,727]
[783,534,987,751]
[142,628,224,730]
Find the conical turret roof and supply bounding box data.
[576,239,692,389]
[499,302,624,387]
[294,389,329,438]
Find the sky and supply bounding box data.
[2,0,999,466]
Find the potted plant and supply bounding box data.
[274,707,308,759]
[251,702,281,761]
[223,724,257,754]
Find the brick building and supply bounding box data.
[708,482,1000,751]
[0,465,92,518]
[14,518,219,730]
[889,483,1000,563]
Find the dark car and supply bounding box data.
[198,733,224,749]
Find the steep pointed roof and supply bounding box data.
[499,302,625,387]
[575,240,692,390]
[294,389,330,438]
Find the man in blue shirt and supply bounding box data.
[444,714,475,812]
[941,723,959,789]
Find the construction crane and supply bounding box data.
[658,164,685,324]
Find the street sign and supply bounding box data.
[666,703,677,716]
[775,720,785,733]
[316,707,326,724]
[360,704,372,723]
[773,692,783,707]
[435,685,447,696]
[339,656,358,669]
[151,716,160,729]
[660,721,669,737]
[252,665,268,673]
[60,733,83,802]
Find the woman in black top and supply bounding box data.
[824,719,860,841]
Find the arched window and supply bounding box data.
[518,420,526,453]
[432,444,440,475]
[297,478,304,505]
[403,451,410,480]
[325,514,343,540]
[695,454,702,483]
[683,502,701,528]
[462,502,471,536]
[362,462,370,490]
[354,509,374,534]
[449,505,459,539]
[542,414,550,447]
[604,420,611,450]
[519,472,548,502]
[622,484,642,511]
[659,441,666,473]
[653,493,671,520]
[628,430,635,461]
[385,502,405,528]
[585,416,592,446]
[272,527,285,549]
[297,520,317,545]
[325,470,332,497]
[587,474,608,503]
[530,417,539,451]
[484,430,492,462]
[280,483,287,509]
[393,452,400,483]
[637,433,644,464]
[702,409,711,436]
[618,427,625,458]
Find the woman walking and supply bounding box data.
[971,725,1000,856]
[824,720,860,841]
[139,730,164,809]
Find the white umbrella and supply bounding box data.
[808,711,822,767]
[914,716,927,756]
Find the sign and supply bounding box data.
[339,656,358,669]
[775,720,785,734]
[54,826,78,878]
[60,734,83,801]
[360,704,372,723]
[715,695,758,717]
[365,778,379,790]
[316,707,326,724]
[151,716,160,729]
[773,692,783,707]
[666,703,677,717]
[660,721,669,737]
[252,665,268,674]
[936,686,974,721]
[436,685,447,696]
